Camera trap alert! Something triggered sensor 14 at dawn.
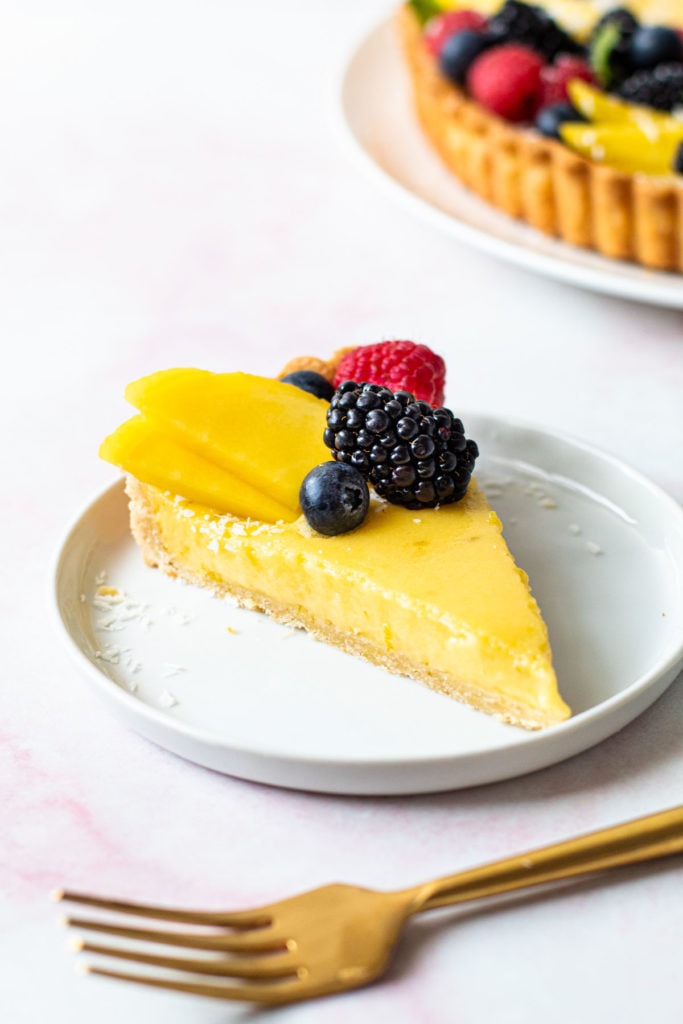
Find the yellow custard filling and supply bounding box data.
[129,478,569,729]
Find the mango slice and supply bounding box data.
[100,415,295,522]
[124,370,330,514]
[560,121,683,175]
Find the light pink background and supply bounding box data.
[2,2,683,1021]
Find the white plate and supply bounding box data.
[52,414,683,795]
[338,19,683,309]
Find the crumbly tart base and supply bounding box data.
[126,477,567,731]
[398,5,683,271]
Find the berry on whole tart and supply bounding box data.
[399,0,683,270]
[98,339,570,730]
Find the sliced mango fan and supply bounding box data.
[100,370,331,522]
[561,80,683,176]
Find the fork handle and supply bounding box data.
[405,805,683,915]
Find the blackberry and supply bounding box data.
[589,7,639,87]
[616,63,683,111]
[324,382,479,510]
[487,1,583,62]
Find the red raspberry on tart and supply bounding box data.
[333,340,446,407]
[467,44,545,121]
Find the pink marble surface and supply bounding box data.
[2,2,683,1021]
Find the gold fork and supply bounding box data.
[57,804,683,1006]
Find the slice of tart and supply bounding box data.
[100,360,570,730]
[399,1,683,270]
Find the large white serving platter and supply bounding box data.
[338,18,683,309]
[52,414,683,795]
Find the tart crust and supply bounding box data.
[398,4,683,271]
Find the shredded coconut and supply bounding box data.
[94,645,121,665]
[161,663,186,678]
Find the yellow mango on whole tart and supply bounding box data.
[99,415,294,522]
[124,369,330,515]
[560,121,683,174]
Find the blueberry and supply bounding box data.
[628,26,683,72]
[439,29,492,86]
[281,370,334,401]
[299,462,369,536]
[535,102,585,140]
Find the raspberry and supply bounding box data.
[324,382,479,510]
[424,9,488,57]
[537,55,594,110]
[467,44,545,122]
[333,341,446,408]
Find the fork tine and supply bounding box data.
[64,916,289,953]
[77,940,299,979]
[54,890,270,929]
[84,966,306,1004]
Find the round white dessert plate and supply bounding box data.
[52,414,683,795]
[337,18,683,309]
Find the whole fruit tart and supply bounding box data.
[399,0,683,270]
[100,340,570,730]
